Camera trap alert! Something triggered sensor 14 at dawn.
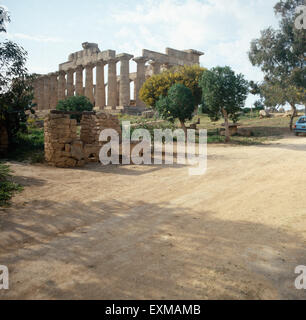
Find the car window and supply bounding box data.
[298,118,306,123]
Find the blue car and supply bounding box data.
[294,116,306,136]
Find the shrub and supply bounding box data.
[8,127,44,162]
[140,65,206,108]
[56,95,93,122]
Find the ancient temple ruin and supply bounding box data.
[33,43,204,112]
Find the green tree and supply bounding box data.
[199,66,249,143]
[56,95,93,122]
[140,65,206,108]
[248,0,306,130]
[156,83,195,136]
[0,9,36,150]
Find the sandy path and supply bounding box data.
[0,136,305,300]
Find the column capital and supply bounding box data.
[58,70,66,76]
[96,59,107,66]
[133,56,149,64]
[67,68,75,74]
[116,53,134,61]
[107,57,119,64]
[76,64,84,70]
[150,59,162,65]
[85,63,95,69]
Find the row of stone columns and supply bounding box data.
[34,55,156,111]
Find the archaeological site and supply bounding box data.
[31,43,204,168]
[32,42,204,114]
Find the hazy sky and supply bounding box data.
[1,0,280,106]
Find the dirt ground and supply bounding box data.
[0,136,306,300]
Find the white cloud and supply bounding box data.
[7,32,64,43]
[109,0,279,106]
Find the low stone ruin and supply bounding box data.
[44,110,121,168]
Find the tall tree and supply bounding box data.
[249,0,306,130]
[199,66,249,143]
[0,7,35,150]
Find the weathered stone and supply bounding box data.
[76,159,86,167]
[65,158,77,167]
[259,110,271,118]
[45,110,121,167]
[71,141,84,160]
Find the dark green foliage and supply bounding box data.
[0,162,22,206]
[199,66,249,142]
[156,83,195,133]
[0,74,36,141]
[56,95,93,122]
[7,127,44,162]
[199,66,249,121]
[248,0,305,129]
[0,8,38,151]
[249,0,305,88]
[0,40,35,144]
[253,100,265,110]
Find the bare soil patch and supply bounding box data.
[0,136,306,299]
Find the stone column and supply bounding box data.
[49,72,58,109]
[116,80,120,107]
[133,80,136,102]
[85,63,94,104]
[33,78,40,110]
[96,60,106,109]
[151,60,162,75]
[58,70,66,101]
[107,58,119,107]
[134,57,148,107]
[75,65,84,96]
[43,75,50,110]
[37,77,44,110]
[67,69,74,97]
[118,54,133,106]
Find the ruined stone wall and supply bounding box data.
[44,111,121,168]
[81,112,121,163]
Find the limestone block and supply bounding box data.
[54,150,71,158]
[71,141,84,160]
[49,114,66,120]
[59,137,74,144]
[76,159,86,167]
[53,143,65,150]
[65,158,77,167]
